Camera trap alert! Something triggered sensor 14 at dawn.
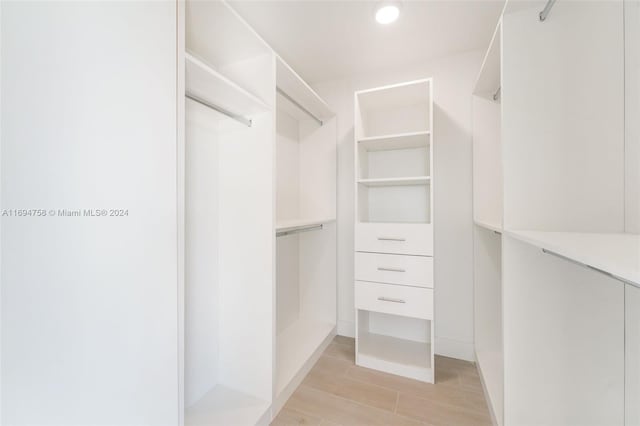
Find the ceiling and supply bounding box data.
[229,0,505,84]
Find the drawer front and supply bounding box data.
[355,281,433,320]
[356,223,433,256]
[355,252,433,288]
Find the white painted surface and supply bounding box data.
[217,112,275,403]
[230,0,503,83]
[472,95,502,229]
[355,223,433,256]
[627,284,640,426]
[503,236,625,426]
[626,0,640,234]
[313,51,481,360]
[274,64,337,414]
[473,227,503,426]
[275,318,335,396]
[185,385,270,426]
[355,252,434,288]
[185,100,220,408]
[355,281,433,320]
[473,21,501,101]
[186,0,272,104]
[502,1,625,232]
[506,230,640,287]
[1,2,178,423]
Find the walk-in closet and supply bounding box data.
[1,0,639,425]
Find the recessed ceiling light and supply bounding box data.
[375,2,401,25]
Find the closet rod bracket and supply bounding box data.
[539,0,557,22]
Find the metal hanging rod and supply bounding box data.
[539,0,557,22]
[493,87,501,101]
[186,91,252,127]
[276,224,323,238]
[541,248,636,286]
[276,87,323,126]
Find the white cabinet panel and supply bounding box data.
[627,284,640,426]
[355,252,433,288]
[355,281,433,320]
[355,223,433,256]
[1,2,178,424]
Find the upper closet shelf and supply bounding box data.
[475,220,502,234]
[358,177,430,187]
[187,0,271,74]
[276,56,334,124]
[186,53,268,122]
[473,20,501,101]
[358,131,430,151]
[506,231,640,287]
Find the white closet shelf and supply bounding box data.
[358,131,430,151]
[275,218,336,233]
[474,220,502,234]
[357,331,432,381]
[358,177,430,187]
[276,318,335,396]
[473,20,501,101]
[506,230,640,287]
[186,1,271,74]
[185,52,268,118]
[185,385,270,426]
[276,57,333,122]
[357,79,431,112]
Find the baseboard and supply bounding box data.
[434,336,475,361]
[337,320,355,338]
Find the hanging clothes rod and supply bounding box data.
[541,248,636,285]
[276,223,323,238]
[186,91,252,127]
[539,0,557,22]
[493,87,501,101]
[276,87,323,126]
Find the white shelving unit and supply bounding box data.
[472,2,639,426]
[273,56,337,414]
[182,3,336,425]
[472,17,504,426]
[354,79,435,383]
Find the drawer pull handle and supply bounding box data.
[377,297,406,304]
[377,237,406,242]
[377,267,406,273]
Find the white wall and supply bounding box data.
[1,2,179,423]
[626,0,640,234]
[312,50,483,360]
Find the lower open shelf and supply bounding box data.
[276,318,335,397]
[185,385,270,426]
[357,331,433,382]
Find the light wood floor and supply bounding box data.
[272,336,492,426]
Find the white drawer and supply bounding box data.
[356,223,433,256]
[355,252,433,288]
[355,281,433,320]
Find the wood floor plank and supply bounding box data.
[287,385,424,426]
[271,408,323,426]
[272,336,492,426]
[323,342,355,362]
[303,369,399,412]
[333,335,355,347]
[396,393,492,426]
[311,355,353,376]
